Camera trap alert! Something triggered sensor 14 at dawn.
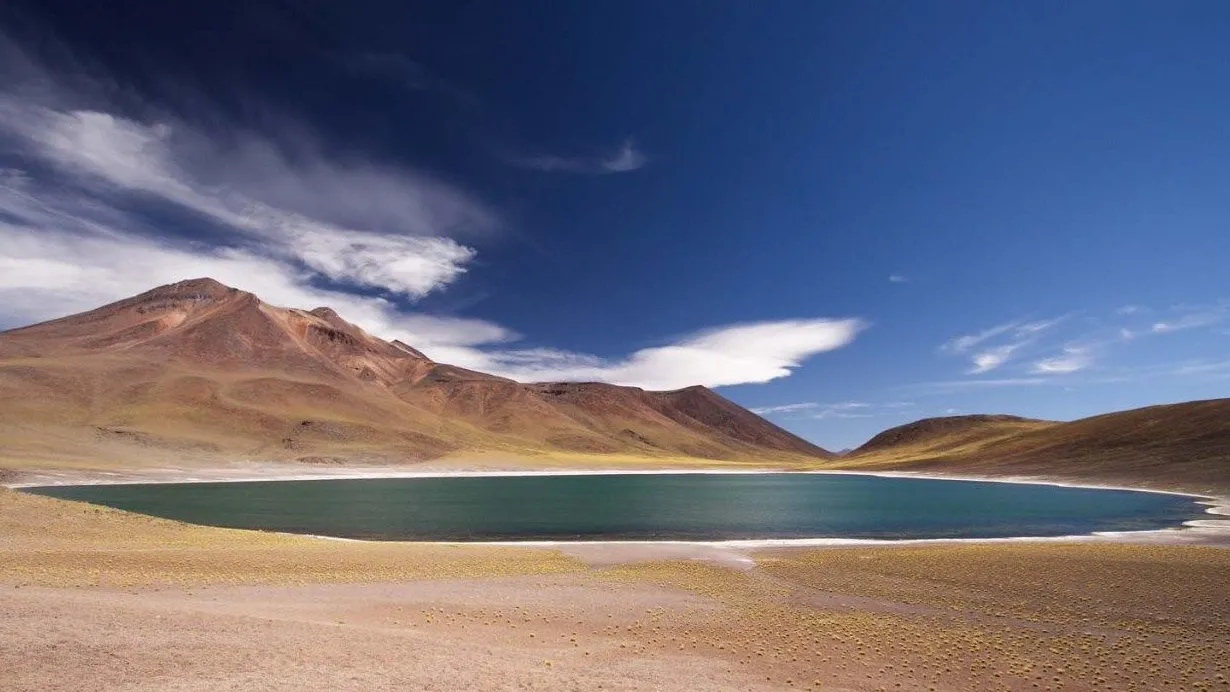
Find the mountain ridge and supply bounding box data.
[0,278,831,468]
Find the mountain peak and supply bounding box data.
[309,307,341,321]
[150,277,236,298]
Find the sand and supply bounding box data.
[4,482,1230,691]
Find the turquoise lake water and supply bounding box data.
[25,473,1203,542]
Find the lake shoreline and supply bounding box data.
[10,462,1229,549]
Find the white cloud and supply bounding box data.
[755,401,914,421]
[1014,316,1067,335]
[888,274,908,283]
[942,316,1065,355]
[600,139,647,173]
[1150,311,1225,334]
[811,403,920,420]
[1031,345,1095,374]
[1116,305,1144,315]
[812,402,875,420]
[749,402,820,415]
[513,137,646,174]
[1,102,489,299]
[968,342,1027,374]
[941,316,1067,374]
[467,318,867,390]
[941,321,1020,354]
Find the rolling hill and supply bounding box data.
[839,401,1230,492]
[0,278,830,473]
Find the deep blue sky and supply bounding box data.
[1,1,1228,449]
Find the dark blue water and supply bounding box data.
[24,473,1202,541]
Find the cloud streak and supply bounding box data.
[752,400,916,421]
[968,343,1027,374]
[942,317,1065,374]
[1150,311,1226,334]
[513,138,647,174]
[749,402,820,415]
[464,318,867,390]
[1031,345,1095,374]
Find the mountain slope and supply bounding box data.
[0,279,830,470]
[841,401,1230,492]
[854,415,1057,459]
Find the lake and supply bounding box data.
[25,473,1203,542]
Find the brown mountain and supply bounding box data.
[0,279,830,471]
[841,401,1230,492]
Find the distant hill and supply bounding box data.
[841,401,1230,492]
[854,414,1056,458]
[0,279,830,470]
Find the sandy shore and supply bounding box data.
[4,485,1230,691]
[3,461,1230,691]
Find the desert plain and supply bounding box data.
[3,461,1229,692]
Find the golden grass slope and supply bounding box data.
[837,399,1230,492]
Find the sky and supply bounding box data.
[1,1,1228,450]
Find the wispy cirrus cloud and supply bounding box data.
[1150,310,1227,334]
[968,343,1027,374]
[512,137,646,174]
[752,400,915,420]
[749,402,820,415]
[941,316,1065,374]
[1031,345,1095,374]
[930,300,1228,388]
[888,273,908,283]
[940,320,1021,354]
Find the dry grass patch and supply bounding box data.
[591,547,1230,691]
[0,489,582,587]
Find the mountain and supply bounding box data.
[841,401,1230,492]
[0,279,830,470]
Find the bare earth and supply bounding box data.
[4,484,1230,692]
